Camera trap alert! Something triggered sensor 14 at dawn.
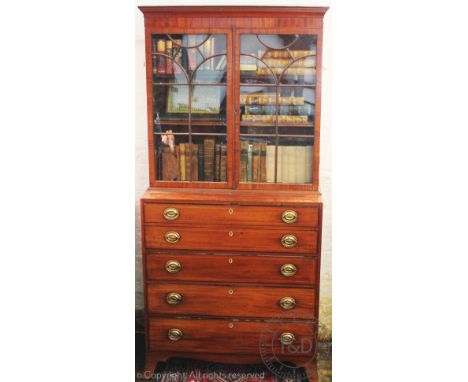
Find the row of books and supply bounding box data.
[262,49,316,58]
[160,139,227,182]
[240,93,305,106]
[244,105,310,116]
[152,37,226,75]
[241,115,309,124]
[240,141,313,183]
[262,57,316,68]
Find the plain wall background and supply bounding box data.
[134,0,332,339]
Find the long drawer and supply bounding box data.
[144,203,319,228]
[144,226,318,254]
[146,253,317,285]
[148,317,316,356]
[147,283,315,319]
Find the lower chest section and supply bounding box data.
[141,198,321,356]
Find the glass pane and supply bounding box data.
[239,34,317,185]
[192,136,228,182]
[155,134,189,181]
[191,85,226,123]
[151,34,227,183]
[278,87,315,125]
[152,35,227,84]
[239,136,276,183]
[154,85,189,121]
[277,137,314,184]
[155,134,227,183]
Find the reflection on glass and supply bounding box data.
[191,86,226,121]
[240,34,317,85]
[152,34,227,84]
[154,85,189,120]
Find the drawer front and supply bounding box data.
[144,203,319,228]
[144,226,318,254]
[146,253,317,285]
[148,317,315,355]
[147,283,315,319]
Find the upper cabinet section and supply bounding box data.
[140,7,327,190]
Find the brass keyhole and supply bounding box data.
[228,208,234,215]
[228,289,234,295]
[228,323,234,329]
[228,258,233,264]
[228,231,234,237]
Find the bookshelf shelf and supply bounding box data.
[159,120,226,126]
[154,132,227,136]
[240,134,314,138]
[153,82,227,86]
[240,122,314,128]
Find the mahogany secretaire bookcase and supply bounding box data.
[138,6,328,380]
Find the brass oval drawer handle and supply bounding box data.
[279,296,296,310]
[165,231,180,244]
[163,207,180,221]
[280,332,295,345]
[280,263,297,277]
[167,328,183,341]
[166,292,182,305]
[281,234,297,248]
[282,210,298,224]
[281,264,297,277]
[165,260,181,273]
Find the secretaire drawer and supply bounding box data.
[144,203,319,228]
[147,283,315,319]
[148,317,315,356]
[146,253,317,285]
[144,226,318,254]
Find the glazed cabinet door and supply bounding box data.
[147,29,233,188]
[235,30,322,190]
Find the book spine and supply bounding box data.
[260,142,267,182]
[191,144,198,181]
[161,147,179,181]
[156,39,166,74]
[277,146,282,183]
[203,139,215,181]
[289,145,298,183]
[165,40,173,75]
[179,143,185,181]
[252,143,260,182]
[247,144,253,182]
[185,144,191,181]
[214,143,221,182]
[198,144,204,181]
[240,141,248,182]
[220,144,227,182]
[266,145,275,183]
[281,146,289,184]
[307,145,313,183]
